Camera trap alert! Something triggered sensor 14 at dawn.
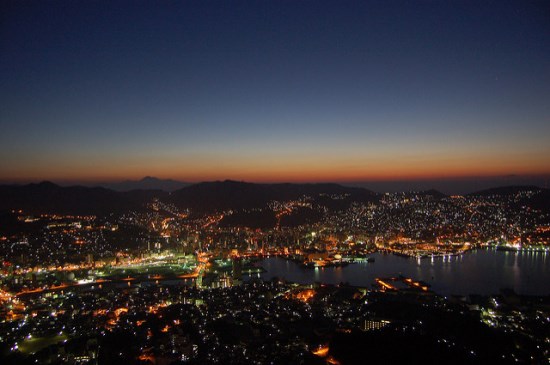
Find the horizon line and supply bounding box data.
[1,175,549,196]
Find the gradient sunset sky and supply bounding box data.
[1,0,549,189]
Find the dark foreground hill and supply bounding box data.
[2,181,547,218]
[0,181,166,215]
[468,185,550,213]
[167,180,379,213]
[0,180,377,217]
[468,185,543,197]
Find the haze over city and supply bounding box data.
[1,0,549,191]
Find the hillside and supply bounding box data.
[168,180,378,213]
[468,185,550,213]
[467,185,542,196]
[0,182,164,215]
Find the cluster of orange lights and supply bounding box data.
[294,289,316,303]
[375,278,396,291]
[311,345,342,364]
[0,289,13,303]
[138,352,155,363]
[312,345,329,357]
[404,278,429,291]
[202,214,225,229]
[148,302,168,314]
[377,277,429,292]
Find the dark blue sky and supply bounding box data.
[1,0,549,191]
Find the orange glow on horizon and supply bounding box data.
[6,169,550,186]
[3,151,549,185]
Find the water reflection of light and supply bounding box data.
[512,255,519,274]
[258,252,548,296]
[333,268,343,282]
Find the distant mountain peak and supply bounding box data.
[98,177,189,192]
[35,181,59,188]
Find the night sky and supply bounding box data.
[1,0,549,191]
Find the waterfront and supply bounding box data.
[258,249,550,296]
